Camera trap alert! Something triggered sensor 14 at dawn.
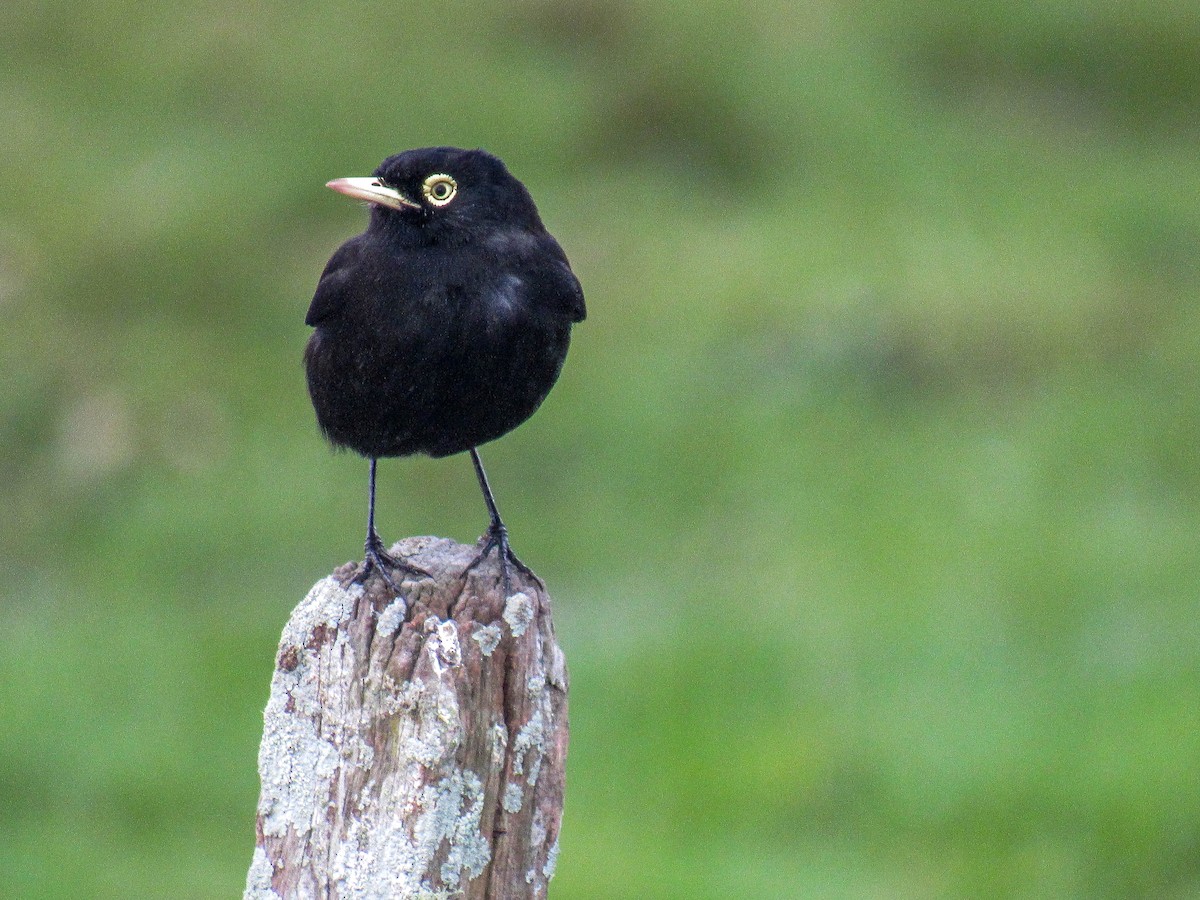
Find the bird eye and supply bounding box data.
[422,174,458,206]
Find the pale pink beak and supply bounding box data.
[326,177,420,211]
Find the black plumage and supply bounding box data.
[303,147,585,593]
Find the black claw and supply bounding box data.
[354,532,430,592]
[463,448,542,597]
[465,521,539,597]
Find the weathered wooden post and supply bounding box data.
[244,536,568,899]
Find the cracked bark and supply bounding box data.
[244,536,568,900]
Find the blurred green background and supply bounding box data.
[3,0,1199,896]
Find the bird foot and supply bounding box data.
[464,521,540,597]
[354,533,430,593]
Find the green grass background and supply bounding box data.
[3,0,1199,896]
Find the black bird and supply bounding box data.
[304,147,585,595]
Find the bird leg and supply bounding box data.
[353,458,429,591]
[464,448,539,597]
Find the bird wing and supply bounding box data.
[481,229,585,324]
[557,260,586,323]
[305,238,364,327]
[534,237,586,323]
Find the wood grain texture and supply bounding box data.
[244,536,568,900]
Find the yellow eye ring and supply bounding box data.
[422,174,458,206]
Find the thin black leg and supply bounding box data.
[471,448,503,530]
[367,457,382,545]
[465,448,538,596]
[354,457,428,591]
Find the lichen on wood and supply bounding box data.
[245,536,568,900]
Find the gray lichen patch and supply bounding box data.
[375,596,408,637]
[503,592,534,637]
[327,769,491,896]
[434,771,492,887]
[526,673,545,698]
[396,678,462,767]
[489,723,508,771]
[279,576,360,657]
[548,643,568,691]
[242,846,280,899]
[472,623,502,656]
[543,838,560,880]
[511,705,546,782]
[525,808,549,888]
[257,578,365,840]
[502,781,524,814]
[256,690,340,839]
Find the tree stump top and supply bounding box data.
[245,536,568,900]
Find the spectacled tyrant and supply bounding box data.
[304,147,586,595]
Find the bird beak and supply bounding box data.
[326,177,421,211]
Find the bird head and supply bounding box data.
[326,147,544,240]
